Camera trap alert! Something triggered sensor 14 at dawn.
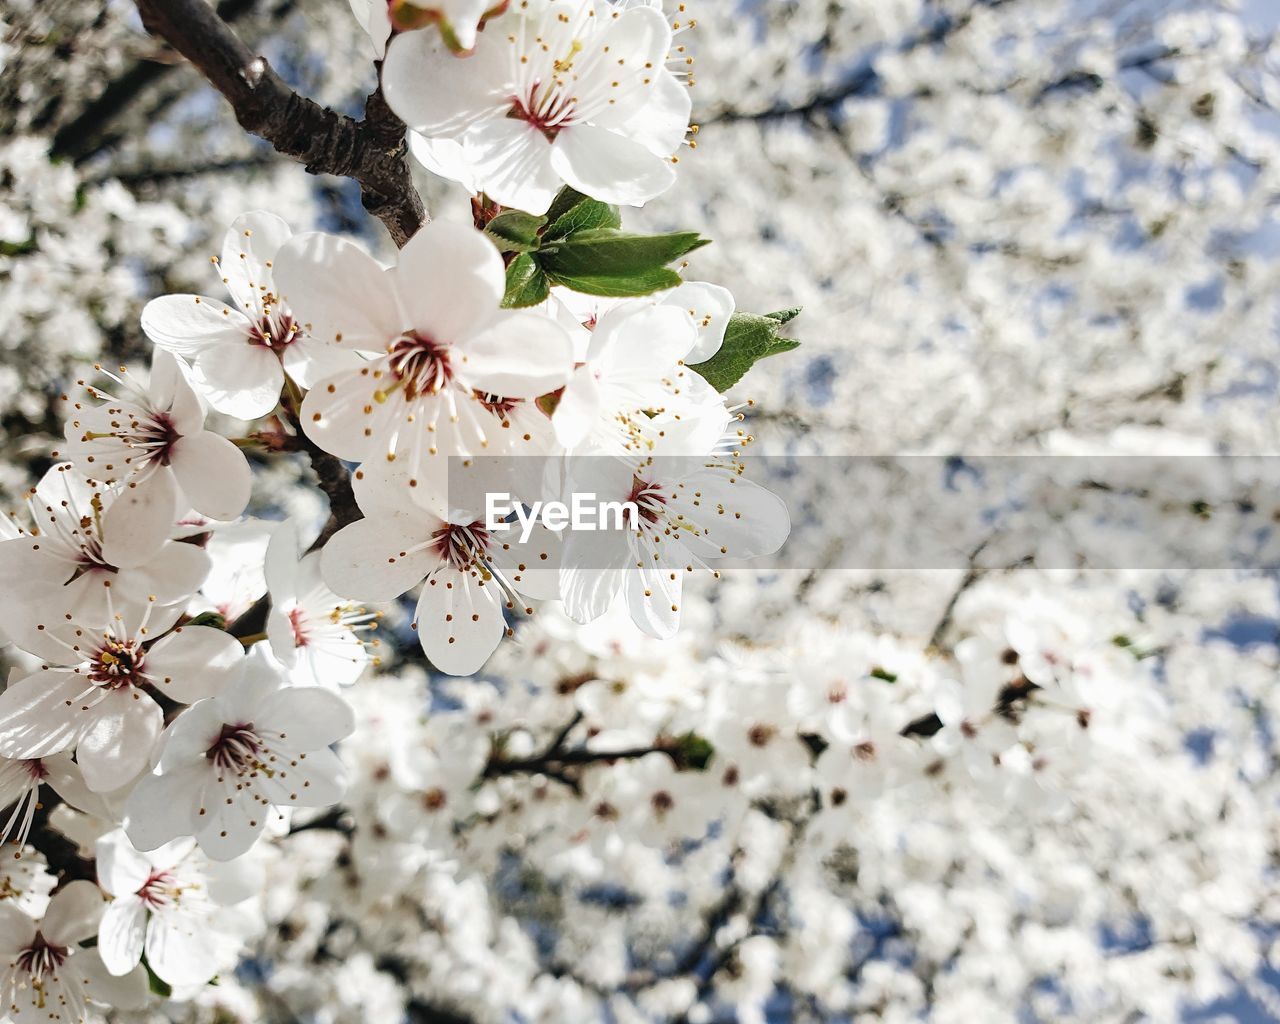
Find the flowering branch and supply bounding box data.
[131,0,425,246]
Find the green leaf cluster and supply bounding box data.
[490,188,709,307]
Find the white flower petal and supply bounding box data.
[349,0,391,57]
[665,281,735,362]
[298,366,384,463]
[220,210,292,314]
[149,349,203,434]
[146,911,220,987]
[0,672,85,760]
[551,123,677,207]
[42,879,105,947]
[394,219,504,342]
[169,431,252,521]
[576,4,671,97]
[491,523,562,600]
[383,27,510,136]
[670,474,791,559]
[414,566,506,675]
[255,686,355,750]
[77,689,163,793]
[559,555,628,626]
[459,117,562,214]
[407,132,480,193]
[263,518,301,602]
[156,700,229,770]
[140,294,252,356]
[195,791,267,862]
[273,232,403,350]
[97,897,146,977]
[0,902,37,956]
[205,854,263,906]
[255,744,348,809]
[77,949,150,1011]
[145,625,243,704]
[624,553,683,639]
[130,540,213,605]
[592,68,691,158]
[462,311,573,398]
[190,343,284,419]
[281,334,364,391]
[123,763,207,852]
[552,366,601,449]
[594,304,698,380]
[99,470,180,569]
[96,829,153,898]
[320,516,438,603]
[291,629,369,689]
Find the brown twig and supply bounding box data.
[131,0,425,246]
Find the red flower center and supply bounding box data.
[388,332,453,400]
[431,521,491,572]
[90,638,145,688]
[207,723,265,773]
[16,934,68,980]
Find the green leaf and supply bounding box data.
[0,236,36,257]
[543,187,622,240]
[484,209,547,253]
[688,309,802,392]
[143,957,173,999]
[501,252,551,308]
[540,229,709,279]
[543,265,684,298]
[186,611,228,630]
[870,666,898,684]
[670,731,715,772]
[543,186,587,227]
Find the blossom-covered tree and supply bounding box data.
[1,0,1279,1022]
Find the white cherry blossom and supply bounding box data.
[550,288,732,453]
[279,220,570,471]
[140,212,357,419]
[814,677,918,807]
[123,647,354,861]
[273,219,572,474]
[0,609,244,793]
[189,519,273,624]
[929,636,1023,784]
[382,0,692,213]
[559,422,789,638]
[95,829,248,988]
[265,519,378,689]
[0,880,148,1023]
[320,461,560,675]
[61,351,251,524]
[0,464,211,642]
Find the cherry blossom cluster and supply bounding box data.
[3,0,1279,1020]
[0,0,795,1015]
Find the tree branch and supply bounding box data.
[131,0,425,247]
[301,434,362,548]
